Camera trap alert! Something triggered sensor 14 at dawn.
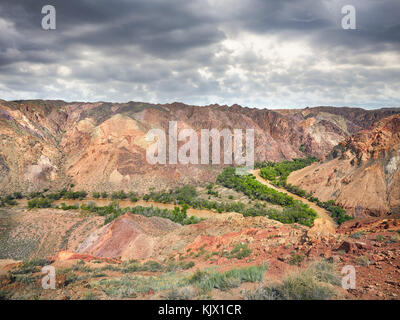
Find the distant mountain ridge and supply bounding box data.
[0,99,399,195]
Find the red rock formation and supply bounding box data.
[77,213,180,260]
[288,114,400,217]
[0,99,398,194]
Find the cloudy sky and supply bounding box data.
[0,0,399,109]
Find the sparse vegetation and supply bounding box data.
[92,192,101,199]
[225,243,252,260]
[65,191,88,200]
[55,199,201,226]
[101,259,196,274]
[166,286,195,300]
[111,190,127,200]
[81,291,98,300]
[0,194,20,206]
[0,290,8,300]
[288,254,304,266]
[28,198,53,209]
[356,255,371,266]
[243,260,340,300]
[350,231,365,239]
[101,192,108,199]
[10,259,49,275]
[60,202,79,210]
[188,265,267,292]
[388,234,400,243]
[91,273,187,296]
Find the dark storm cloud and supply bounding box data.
[0,0,225,61]
[231,0,400,52]
[0,0,399,108]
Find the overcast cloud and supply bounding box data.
[0,0,399,109]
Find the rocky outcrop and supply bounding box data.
[77,213,180,260]
[287,114,400,217]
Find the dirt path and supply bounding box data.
[250,169,337,234]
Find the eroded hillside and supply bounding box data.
[1,100,399,194]
[288,114,400,216]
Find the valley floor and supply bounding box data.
[0,174,399,300]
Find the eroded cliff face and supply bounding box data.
[0,100,67,193]
[0,99,398,194]
[287,114,400,217]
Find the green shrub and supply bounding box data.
[166,260,195,272]
[350,231,365,239]
[27,192,43,199]
[46,192,62,200]
[188,265,267,292]
[270,261,338,300]
[63,191,87,200]
[4,198,17,206]
[227,243,252,260]
[242,286,278,300]
[12,192,23,199]
[92,192,101,199]
[81,292,98,300]
[111,190,128,200]
[80,201,98,212]
[10,259,49,275]
[166,286,195,300]
[128,192,139,202]
[60,202,79,210]
[356,256,371,266]
[243,260,339,300]
[142,261,163,272]
[0,290,8,300]
[28,198,53,209]
[288,254,304,266]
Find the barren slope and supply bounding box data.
[288,114,400,217]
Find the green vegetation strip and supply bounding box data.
[217,167,317,226]
[257,157,352,224]
[80,202,201,225]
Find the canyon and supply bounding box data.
[1,100,399,199]
[1,101,400,300]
